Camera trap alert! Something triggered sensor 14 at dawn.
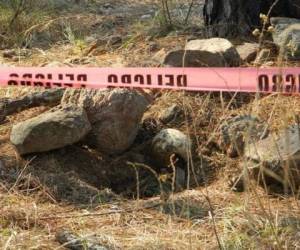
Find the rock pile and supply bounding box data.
[8,87,194,200]
[10,88,150,155]
[61,88,150,154]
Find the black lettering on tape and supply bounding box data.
[8,73,19,86]
[121,75,132,84]
[108,74,118,83]
[36,74,45,79]
[8,80,18,86]
[272,74,283,92]
[33,82,44,87]
[165,75,175,86]
[53,83,62,87]
[77,74,87,82]
[258,74,269,91]
[158,75,163,85]
[20,81,32,86]
[134,75,144,85]
[177,75,187,87]
[285,74,296,93]
[45,82,52,89]
[23,73,32,79]
[146,75,152,85]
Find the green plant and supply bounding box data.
[62,22,87,55]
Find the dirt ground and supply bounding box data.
[1,0,300,249]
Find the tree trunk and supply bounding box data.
[203,0,298,37]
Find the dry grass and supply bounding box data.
[1,0,300,249]
[2,91,300,249]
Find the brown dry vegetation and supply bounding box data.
[1,0,300,249]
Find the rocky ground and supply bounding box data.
[1,0,300,249]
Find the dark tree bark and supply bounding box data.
[203,0,300,37]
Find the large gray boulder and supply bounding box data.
[220,115,268,157]
[163,38,240,67]
[61,88,150,154]
[270,17,300,59]
[245,125,300,188]
[10,105,91,155]
[185,38,240,66]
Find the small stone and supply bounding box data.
[39,61,71,67]
[159,104,183,124]
[152,48,167,64]
[65,57,91,65]
[236,43,259,63]
[140,14,152,21]
[2,49,30,59]
[254,49,271,65]
[56,230,108,250]
[151,128,191,167]
[2,49,16,58]
[261,61,276,67]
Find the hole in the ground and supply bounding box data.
[8,145,204,205]
[1,134,216,205]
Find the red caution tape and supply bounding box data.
[0,67,299,93]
